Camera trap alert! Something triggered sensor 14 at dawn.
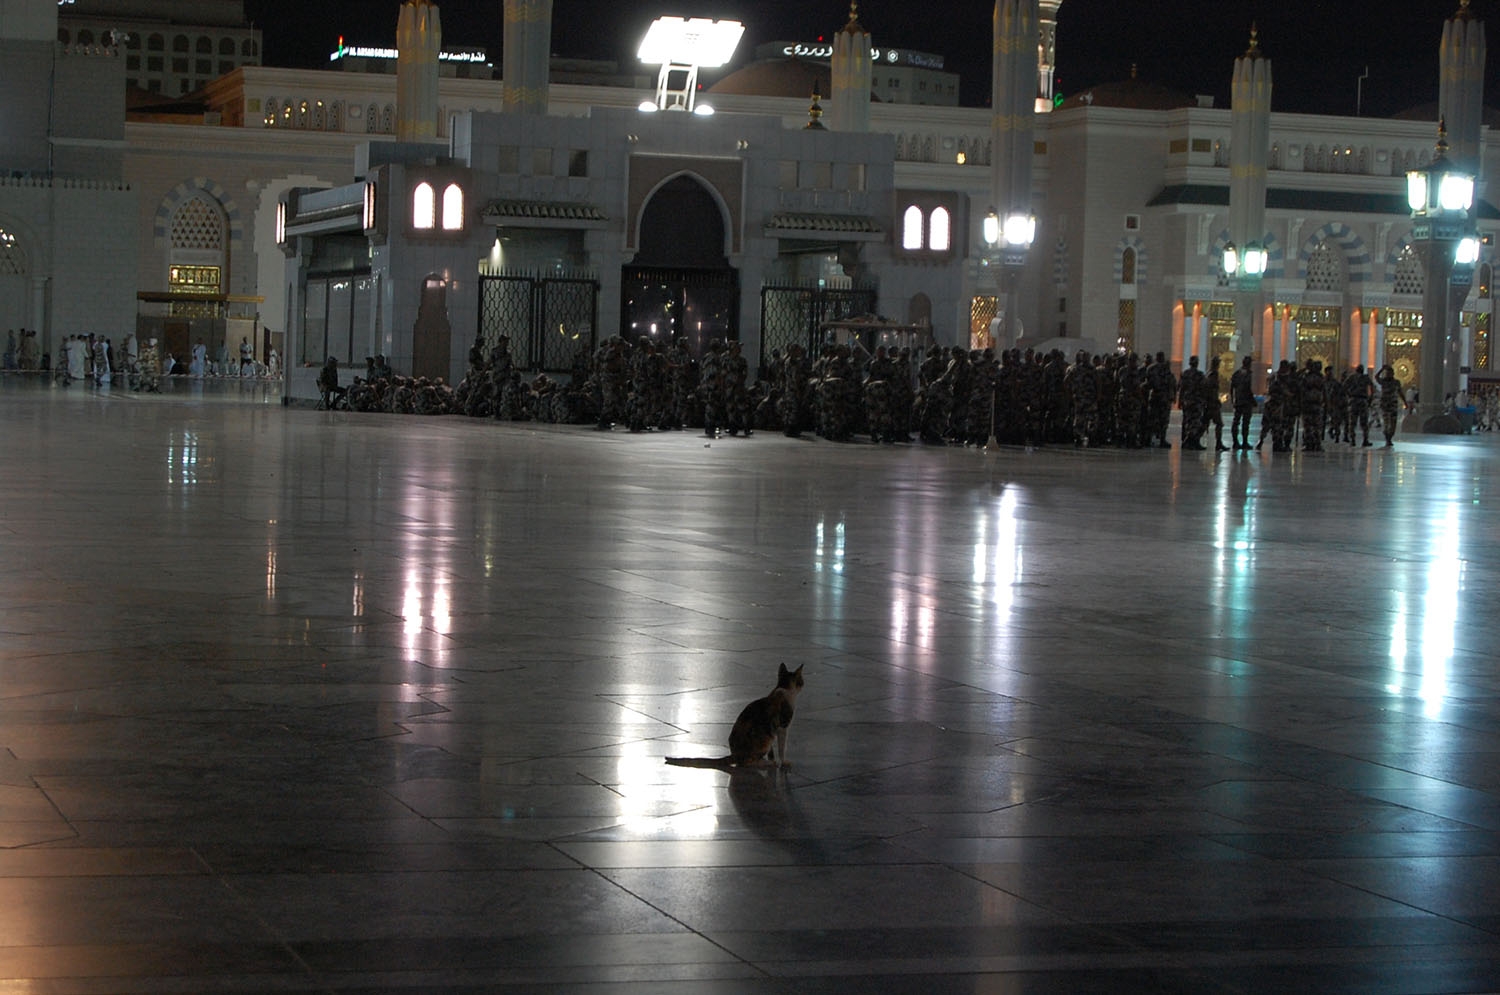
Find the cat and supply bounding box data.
[666,664,805,769]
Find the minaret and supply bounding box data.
[1228,26,1271,365]
[503,0,554,114]
[1036,0,1061,112]
[830,2,872,132]
[1439,0,1486,172]
[395,1,441,142]
[992,0,1038,225]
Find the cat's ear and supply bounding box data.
[792,665,804,677]
[778,662,790,679]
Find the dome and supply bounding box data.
[708,58,831,100]
[1057,75,1196,112]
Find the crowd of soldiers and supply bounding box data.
[329,332,1419,453]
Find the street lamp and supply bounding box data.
[982,207,1035,349]
[1406,119,1478,429]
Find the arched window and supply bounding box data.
[441,184,464,231]
[173,35,189,52]
[413,182,436,230]
[902,205,924,250]
[219,37,235,55]
[311,102,325,130]
[1121,247,1137,285]
[1305,240,1345,292]
[366,103,378,133]
[76,29,93,45]
[328,103,341,131]
[928,207,950,251]
[1392,245,1424,295]
[196,36,212,53]
[381,105,395,133]
[170,194,226,252]
[296,100,309,128]
[263,99,278,127]
[147,33,163,51]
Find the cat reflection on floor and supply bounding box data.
[666,664,804,770]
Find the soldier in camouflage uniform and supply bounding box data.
[1177,355,1206,449]
[1203,355,1229,451]
[1095,354,1118,445]
[1229,355,1256,450]
[1019,349,1046,446]
[817,343,857,441]
[1322,366,1345,443]
[1064,350,1098,445]
[699,339,726,437]
[1299,359,1325,451]
[777,343,811,436]
[1116,354,1144,448]
[595,337,629,430]
[723,340,752,436]
[1376,363,1404,446]
[1345,364,1374,446]
[966,349,999,444]
[1145,351,1176,447]
[890,346,915,441]
[862,345,897,443]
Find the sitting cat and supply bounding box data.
[666,664,805,769]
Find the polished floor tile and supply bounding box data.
[2,379,1499,990]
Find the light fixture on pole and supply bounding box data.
[1406,119,1478,429]
[637,16,744,113]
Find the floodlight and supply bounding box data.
[638,100,659,112]
[638,17,744,69]
[1003,213,1036,247]
[693,103,715,116]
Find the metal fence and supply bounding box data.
[477,273,598,373]
[758,284,878,370]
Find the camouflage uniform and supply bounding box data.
[1299,360,1325,451]
[1177,356,1206,449]
[1116,355,1145,448]
[1064,352,1098,445]
[1376,366,1404,446]
[1229,356,1256,450]
[699,340,726,437]
[777,344,812,436]
[1203,356,1228,451]
[1145,352,1176,447]
[1345,366,1374,446]
[722,341,752,435]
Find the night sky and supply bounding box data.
[245,0,1497,119]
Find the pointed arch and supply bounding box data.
[153,177,244,247]
[1297,222,1370,285]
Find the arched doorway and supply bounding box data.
[622,174,738,359]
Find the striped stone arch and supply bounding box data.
[1206,229,1286,279]
[1297,222,1370,284]
[1115,235,1147,284]
[1385,232,1418,272]
[153,178,244,247]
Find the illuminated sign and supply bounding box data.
[329,38,488,63]
[773,42,944,70]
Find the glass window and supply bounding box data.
[413,183,436,229]
[173,35,189,52]
[568,150,588,177]
[441,184,464,231]
[902,205,924,250]
[148,34,163,51]
[1121,247,1136,285]
[302,279,328,366]
[928,207,950,251]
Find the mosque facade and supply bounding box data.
[1,0,1494,397]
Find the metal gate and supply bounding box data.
[759,284,878,369]
[477,273,598,373]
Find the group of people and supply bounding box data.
[1,329,42,371]
[187,337,275,378]
[51,332,166,391]
[321,331,1435,454]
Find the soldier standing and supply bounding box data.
[1375,364,1404,447]
[699,339,726,437]
[1064,350,1098,446]
[1146,352,1176,447]
[1177,355,1206,449]
[723,340,752,436]
[1229,355,1256,450]
[1204,355,1229,451]
[1345,364,1374,446]
[1299,359,1326,451]
[1325,365,1348,444]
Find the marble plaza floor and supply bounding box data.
[2,377,1499,993]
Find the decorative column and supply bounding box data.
[1440,0,1486,173]
[830,3,872,133]
[396,1,441,142]
[503,0,554,114]
[1036,0,1061,112]
[1227,27,1271,358]
[989,0,1039,347]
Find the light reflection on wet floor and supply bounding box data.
[1,378,1499,992]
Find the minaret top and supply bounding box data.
[805,86,827,129]
[1242,23,1266,60]
[1436,116,1451,158]
[841,2,865,35]
[1453,0,1477,21]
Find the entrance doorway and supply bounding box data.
[626,174,736,358]
[1295,305,1341,370]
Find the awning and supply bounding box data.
[480,200,609,229]
[765,213,885,241]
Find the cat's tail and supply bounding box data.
[664,755,736,769]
